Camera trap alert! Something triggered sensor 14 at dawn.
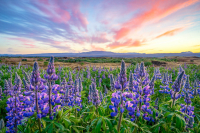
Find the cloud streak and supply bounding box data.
[107,39,145,49]
[155,28,184,38]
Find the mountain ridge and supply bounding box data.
[0,51,200,57]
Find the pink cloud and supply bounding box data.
[107,39,145,49]
[91,32,110,43]
[32,0,88,30]
[91,44,105,51]
[114,0,199,40]
[7,37,36,48]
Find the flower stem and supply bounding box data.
[117,111,123,132]
[49,81,52,118]
[172,92,176,108]
[117,89,124,133]
[75,92,77,117]
[35,86,42,133]
[14,93,18,133]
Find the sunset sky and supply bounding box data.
[0,0,200,54]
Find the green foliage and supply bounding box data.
[80,62,84,66]
[37,58,43,61]
[22,59,27,61]
[44,61,48,66]
[0,96,8,121]
[144,62,152,67]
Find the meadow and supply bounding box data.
[0,56,200,133]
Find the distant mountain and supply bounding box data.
[0,51,200,57]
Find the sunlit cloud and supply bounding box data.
[155,28,184,39]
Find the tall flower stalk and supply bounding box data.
[171,71,184,107]
[31,62,42,132]
[117,60,127,132]
[44,56,58,119]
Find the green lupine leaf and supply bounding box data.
[54,122,64,131]
[105,118,113,132]
[95,118,102,133]
[48,124,53,133]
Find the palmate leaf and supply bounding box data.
[63,118,72,127]
[95,117,102,133]
[175,114,186,130]
[54,122,64,131]
[123,118,139,128]
[90,117,98,129]
[42,117,52,122]
[195,113,200,123]
[72,127,80,133]
[102,118,106,131]
[150,121,166,129]
[45,122,53,133]
[104,117,113,132]
[47,123,53,133]
[17,125,24,132]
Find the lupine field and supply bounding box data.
[0,56,200,133]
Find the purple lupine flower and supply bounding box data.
[88,85,92,103]
[30,61,43,132]
[4,79,10,96]
[78,78,82,92]
[154,98,159,110]
[110,74,115,91]
[99,78,102,87]
[119,60,127,89]
[65,72,68,79]
[139,62,146,78]
[22,78,30,91]
[168,74,172,84]
[186,117,194,129]
[99,91,103,102]
[22,70,31,84]
[159,72,170,94]
[44,56,59,119]
[91,82,101,107]
[104,85,108,96]
[86,68,90,79]
[154,68,162,80]
[6,73,23,133]
[68,70,73,85]
[171,71,185,107]
[102,72,106,79]
[180,91,195,129]
[64,86,69,106]
[149,75,156,94]
[184,76,192,92]
[129,71,134,92]
[193,81,199,96]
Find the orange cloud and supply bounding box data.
[155,28,183,38]
[114,0,198,40]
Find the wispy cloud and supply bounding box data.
[107,39,145,49]
[7,48,18,53]
[155,28,184,38]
